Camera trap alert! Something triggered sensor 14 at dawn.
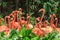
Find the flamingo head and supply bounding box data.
[38,8,45,13]
[19,8,22,11]
[53,14,56,17]
[55,18,58,21]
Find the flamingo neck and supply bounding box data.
[55,18,58,27]
[50,14,56,28]
[50,15,54,26]
[14,13,17,22]
[38,22,42,29]
[27,17,30,24]
[40,12,44,22]
[40,10,44,28]
[19,11,22,14]
[8,18,11,28]
[44,22,47,28]
[5,16,11,28]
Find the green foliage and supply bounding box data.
[9,29,18,39]
[52,35,60,40]
[30,16,35,25]
[41,31,58,40]
[0,15,2,18]
[23,37,30,40]
[31,37,39,40]
[2,2,7,7]
[0,32,5,37]
[18,25,32,37]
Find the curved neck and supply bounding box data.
[38,9,45,28]
[5,16,11,27]
[5,16,8,25]
[27,16,30,24]
[38,9,45,23]
[50,15,53,25]
[44,21,47,28]
[50,14,56,28]
[26,20,29,24]
[55,18,58,27]
[9,14,15,22]
[13,13,17,22]
[40,11,44,22]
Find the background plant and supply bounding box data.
[0,0,60,26]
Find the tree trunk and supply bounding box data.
[16,0,19,10]
[26,0,28,13]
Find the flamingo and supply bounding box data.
[9,14,21,31]
[0,16,10,35]
[11,8,22,22]
[37,8,45,29]
[35,17,41,25]
[15,8,26,26]
[17,8,23,22]
[43,14,58,34]
[34,8,45,29]
[50,14,56,29]
[32,8,45,36]
[11,10,17,21]
[55,18,58,27]
[55,18,60,34]
[25,13,33,29]
[19,16,25,26]
[44,20,48,28]
[18,8,22,16]
[18,8,25,26]
[43,20,53,34]
[11,9,25,26]
[43,14,56,33]
[43,14,56,31]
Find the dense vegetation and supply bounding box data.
[0,0,60,26]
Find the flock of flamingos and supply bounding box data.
[0,8,60,36]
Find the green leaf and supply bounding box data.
[31,37,39,40]
[30,33,36,38]
[42,31,58,40]
[23,37,30,40]
[18,26,32,37]
[9,29,18,39]
[0,32,5,37]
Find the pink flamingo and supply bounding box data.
[32,8,45,36]
[0,16,10,35]
[9,14,21,31]
[43,20,53,34]
[50,14,56,29]
[55,18,58,27]
[35,17,41,25]
[25,13,33,29]
[43,14,58,34]
[18,8,26,26]
[55,18,60,34]
[34,8,45,29]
